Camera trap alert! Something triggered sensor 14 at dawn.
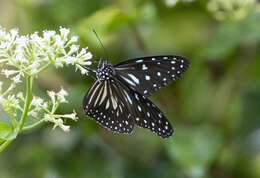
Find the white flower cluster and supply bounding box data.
[29,88,78,132]
[0,82,20,118]
[0,26,92,82]
[165,0,195,7]
[207,0,257,20]
[0,27,91,133]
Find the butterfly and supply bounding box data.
[83,55,189,138]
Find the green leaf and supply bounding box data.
[0,139,4,145]
[0,122,13,140]
[77,7,137,44]
[166,126,223,178]
[200,12,260,60]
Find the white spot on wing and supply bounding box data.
[138,105,142,111]
[136,59,143,63]
[142,64,148,70]
[121,76,136,86]
[135,93,139,100]
[88,83,100,104]
[94,84,104,106]
[128,74,139,84]
[123,90,133,105]
[145,75,150,80]
[99,81,107,105]
[104,100,109,108]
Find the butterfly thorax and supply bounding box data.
[96,61,115,82]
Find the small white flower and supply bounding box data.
[80,67,88,75]
[59,27,70,40]
[52,118,70,132]
[44,114,54,122]
[29,61,41,74]
[76,64,89,75]
[10,29,18,39]
[62,110,78,121]
[31,96,44,107]
[57,88,68,103]
[70,36,78,43]
[80,60,92,66]
[43,30,56,41]
[30,32,41,42]
[15,35,29,48]
[47,90,56,104]
[42,102,48,110]
[2,69,19,78]
[12,73,22,83]
[28,110,39,118]
[63,56,77,65]
[67,45,79,56]
[17,92,24,100]
[4,94,20,110]
[54,58,64,68]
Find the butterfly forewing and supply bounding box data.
[114,55,189,97]
[83,79,134,133]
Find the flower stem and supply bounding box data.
[0,140,12,152]
[0,76,33,152]
[18,76,33,133]
[22,119,44,131]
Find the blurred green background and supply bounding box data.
[1,0,260,178]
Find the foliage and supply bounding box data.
[0,0,260,178]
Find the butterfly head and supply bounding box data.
[96,60,115,81]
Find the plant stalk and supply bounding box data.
[18,76,33,133]
[0,76,33,152]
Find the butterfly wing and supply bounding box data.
[83,78,173,138]
[114,55,189,97]
[130,91,174,138]
[83,79,134,133]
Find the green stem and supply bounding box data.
[18,76,33,133]
[0,140,12,152]
[0,76,33,152]
[23,119,44,131]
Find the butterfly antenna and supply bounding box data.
[92,29,109,60]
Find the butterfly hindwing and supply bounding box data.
[83,78,173,138]
[130,91,174,138]
[114,55,189,97]
[83,79,134,133]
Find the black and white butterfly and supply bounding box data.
[83,55,189,138]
